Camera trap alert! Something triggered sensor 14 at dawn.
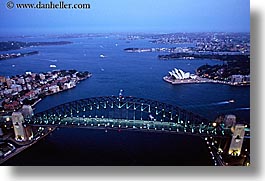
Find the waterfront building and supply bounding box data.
[6,77,12,88]
[48,85,60,93]
[17,77,25,85]
[52,74,58,79]
[31,73,37,79]
[24,91,36,99]
[39,73,45,80]
[231,75,244,83]
[63,82,73,89]
[0,76,6,83]
[168,68,196,80]
[63,81,75,89]
[230,75,250,84]
[243,75,250,82]
[25,77,31,83]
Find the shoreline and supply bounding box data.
[0,127,56,165]
[0,51,39,61]
[163,76,250,86]
[1,71,92,113]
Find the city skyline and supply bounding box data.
[0,0,250,34]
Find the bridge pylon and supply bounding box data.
[12,112,33,142]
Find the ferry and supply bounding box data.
[228,99,235,103]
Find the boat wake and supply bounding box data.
[97,62,105,71]
[49,59,58,62]
[209,101,230,106]
[183,100,233,108]
[234,107,250,111]
[41,59,58,62]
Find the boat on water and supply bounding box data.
[100,54,106,58]
[50,64,57,68]
[228,99,235,103]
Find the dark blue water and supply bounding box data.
[1,35,250,165]
[4,128,213,166]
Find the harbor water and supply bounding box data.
[0,35,250,165]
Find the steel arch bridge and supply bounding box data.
[25,96,233,137]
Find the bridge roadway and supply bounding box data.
[20,96,250,137]
[1,95,250,166]
[23,96,242,137]
[27,117,232,138]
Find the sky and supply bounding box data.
[0,0,250,34]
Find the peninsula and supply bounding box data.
[0,51,39,61]
[0,41,72,51]
[0,70,92,113]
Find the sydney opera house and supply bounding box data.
[167,68,197,80]
[163,68,198,84]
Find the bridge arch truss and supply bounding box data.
[25,96,231,137]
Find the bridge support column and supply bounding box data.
[228,124,245,156]
[12,112,33,142]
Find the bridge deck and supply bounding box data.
[23,96,249,138]
[27,117,233,138]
